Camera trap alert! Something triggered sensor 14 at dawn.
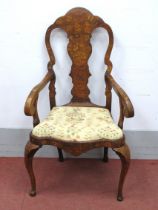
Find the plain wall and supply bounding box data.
[0,0,158,131]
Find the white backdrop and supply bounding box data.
[0,0,158,130]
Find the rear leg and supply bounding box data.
[103,147,108,162]
[57,148,64,162]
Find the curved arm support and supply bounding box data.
[24,71,54,123]
[105,72,134,128]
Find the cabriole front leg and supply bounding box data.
[113,144,130,201]
[24,141,41,196]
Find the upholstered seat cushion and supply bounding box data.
[32,106,123,142]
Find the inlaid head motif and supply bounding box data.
[45,7,113,102]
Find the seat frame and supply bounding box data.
[24,7,134,201]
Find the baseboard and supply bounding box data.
[0,129,158,159]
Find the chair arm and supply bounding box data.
[24,71,53,116]
[106,73,134,118]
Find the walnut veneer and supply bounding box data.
[24,7,134,201]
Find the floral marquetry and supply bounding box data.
[45,7,114,102]
[24,7,134,201]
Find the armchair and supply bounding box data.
[24,7,134,201]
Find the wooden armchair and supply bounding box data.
[24,7,134,201]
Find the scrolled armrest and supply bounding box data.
[106,73,134,118]
[24,71,53,116]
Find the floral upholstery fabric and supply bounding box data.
[32,106,123,142]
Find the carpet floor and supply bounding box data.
[0,157,158,210]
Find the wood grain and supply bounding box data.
[113,144,130,201]
[45,7,113,102]
[24,7,134,200]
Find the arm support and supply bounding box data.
[105,73,134,128]
[24,71,54,123]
